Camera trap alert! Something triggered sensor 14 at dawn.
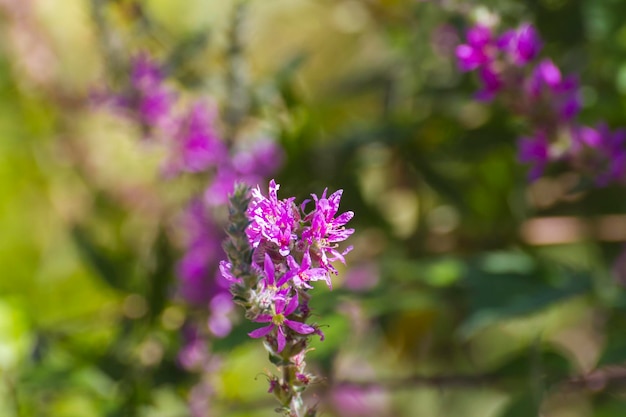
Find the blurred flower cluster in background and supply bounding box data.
[4,0,626,416]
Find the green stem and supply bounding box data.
[4,375,22,417]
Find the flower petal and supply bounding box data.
[274,295,286,314]
[285,320,315,335]
[304,268,328,283]
[284,293,299,316]
[276,326,286,352]
[264,253,275,287]
[254,314,273,323]
[248,324,274,338]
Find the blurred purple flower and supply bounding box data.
[343,263,379,291]
[499,23,541,65]
[176,199,224,305]
[527,59,581,121]
[571,124,626,186]
[189,380,214,417]
[232,138,284,178]
[164,101,228,176]
[528,59,562,94]
[178,326,210,371]
[203,166,239,207]
[330,384,390,417]
[131,53,163,89]
[203,139,283,207]
[93,52,176,136]
[456,25,494,72]
[130,54,175,128]
[208,292,235,338]
[518,131,551,181]
[475,66,502,101]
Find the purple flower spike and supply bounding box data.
[224,180,354,412]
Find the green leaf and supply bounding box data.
[498,392,540,417]
[460,258,592,337]
[597,311,626,367]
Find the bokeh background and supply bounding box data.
[3,0,626,416]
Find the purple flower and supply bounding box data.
[528,59,562,94]
[518,131,551,181]
[93,53,176,135]
[285,251,329,289]
[204,166,239,207]
[499,23,541,65]
[218,260,240,284]
[178,326,210,371]
[527,60,581,121]
[557,76,582,120]
[262,252,291,288]
[571,124,626,186]
[208,292,235,338]
[177,200,225,305]
[232,138,284,178]
[475,66,502,101]
[302,188,354,273]
[246,180,298,256]
[129,53,176,131]
[456,25,494,72]
[204,140,283,207]
[331,384,390,417]
[164,102,228,176]
[248,292,314,352]
[343,263,380,291]
[131,53,164,89]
